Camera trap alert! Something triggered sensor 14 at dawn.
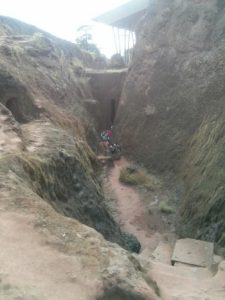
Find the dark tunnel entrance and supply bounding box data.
[5,98,25,123]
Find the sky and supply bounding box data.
[0,0,130,57]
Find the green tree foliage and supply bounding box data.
[75,25,100,55]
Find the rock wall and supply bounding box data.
[0,16,139,252]
[116,0,225,171]
[179,112,225,249]
[0,16,161,299]
[116,0,225,248]
[0,102,158,299]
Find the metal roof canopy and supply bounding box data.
[94,0,149,30]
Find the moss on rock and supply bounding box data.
[179,113,225,247]
[119,165,161,191]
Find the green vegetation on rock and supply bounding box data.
[119,165,161,191]
[179,114,225,247]
[159,201,174,214]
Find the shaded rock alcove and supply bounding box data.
[0,70,39,123]
[87,68,127,131]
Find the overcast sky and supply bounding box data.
[0,0,130,57]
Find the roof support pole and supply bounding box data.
[117,27,121,55]
[131,31,135,49]
[127,30,131,64]
[124,29,127,64]
[113,26,118,54]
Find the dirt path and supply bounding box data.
[106,157,167,252]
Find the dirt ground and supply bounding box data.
[103,157,177,254]
[102,157,225,299]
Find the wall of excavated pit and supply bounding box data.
[87,70,127,131]
[115,0,225,250]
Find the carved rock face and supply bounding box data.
[116,0,225,246]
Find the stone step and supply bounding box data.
[147,260,225,300]
[151,241,174,264]
[171,238,214,268]
[149,260,212,281]
[97,155,112,160]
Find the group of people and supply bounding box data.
[100,127,113,143]
[100,126,121,156]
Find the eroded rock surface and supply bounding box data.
[116,0,225,249]
[1,9,225,300]
[0,16,157,299]
[0,16,125,247]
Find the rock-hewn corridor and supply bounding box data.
[0,0,225,298]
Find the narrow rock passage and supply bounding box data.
[106,157,162,251]
[104,158,225,300]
